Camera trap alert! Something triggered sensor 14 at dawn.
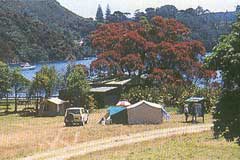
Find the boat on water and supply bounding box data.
[20,63,36,70]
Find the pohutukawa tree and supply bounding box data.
[91,16,214,85]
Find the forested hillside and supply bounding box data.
[1,0,96,38]
[0,0,238,63]
[0,0,96,63]
[100,5,239,51]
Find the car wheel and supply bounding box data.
[65,122,70,127]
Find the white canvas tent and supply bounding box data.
[126,100,170,124]
[39,98,69,116]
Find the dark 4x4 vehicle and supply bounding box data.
[64,108,89,126]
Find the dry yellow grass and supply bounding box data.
[0,109,213,160]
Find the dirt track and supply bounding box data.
[20,124,213,160]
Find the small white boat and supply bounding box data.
[20,63,36,70]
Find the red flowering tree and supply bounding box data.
[91,16,214,85]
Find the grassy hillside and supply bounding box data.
[0,0,96,63]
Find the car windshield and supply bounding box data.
[67,109,80,114]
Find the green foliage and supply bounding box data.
[213,90,240,144]
[10,68,29,112]
[134,6,236,51]
[105,4,111,23]
[122,84,220,113]
[0,62,30,112]
[87,95,97,112]
[96,4,104,23]
[121,86,163,105]
[0,0,96,63]
[206,15,240,145]
[31,66,58,98]
[10,68,29,95]
[66,65,90,107]
[0,61,11,98]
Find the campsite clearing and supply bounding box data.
[20,124,213,160]
[0,109,213,160]
[70,131,240,160]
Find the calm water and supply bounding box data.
[19,58,96,80]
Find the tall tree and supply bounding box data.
[134,9,146,21]
[237,5,240,13]
[11,68,29,112]
[155,5,178,18]
[0,61,10,98]
[96,4,104,23]
[108,11,130,23]
[145,8,156,19]
[67,65,90,107]
[105,4,111,22]
[0,61,11,112]
[31,66,58,98]
[91,16,213,86]
[206,15,240,145]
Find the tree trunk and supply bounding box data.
[36,92,39,115]
[6,93,9,113]
[14,86,17,113]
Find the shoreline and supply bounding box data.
[8,56,97,66]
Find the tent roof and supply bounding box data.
[90,87,117,93]
[127,100,164,109]
[116,100,131,107]
[185,97,205,103]
[107,106,126,116]
[127,100,170,120]
[47,98,67,105]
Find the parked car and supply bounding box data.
[64,108,89,126]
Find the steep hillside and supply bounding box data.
[0,8,75,63]
[0,0,96,63]
[0,0,96,38]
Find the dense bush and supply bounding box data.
[121,84,220,113]
[206,15,240,145]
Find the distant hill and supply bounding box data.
[176,10,237,51]
[110,5,238,51]
[0,0,96,63]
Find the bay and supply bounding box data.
[19,57,96,80]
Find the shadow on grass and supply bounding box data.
[181,121,203,124]
[0,110,58,118]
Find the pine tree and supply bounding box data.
[236,5,240,12]
[105,4,111,22]
[96,4,104,22]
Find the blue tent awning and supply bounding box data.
[107,106,126,116]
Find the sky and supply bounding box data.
[57,0,239,18]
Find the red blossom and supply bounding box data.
[91,16,208,83]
